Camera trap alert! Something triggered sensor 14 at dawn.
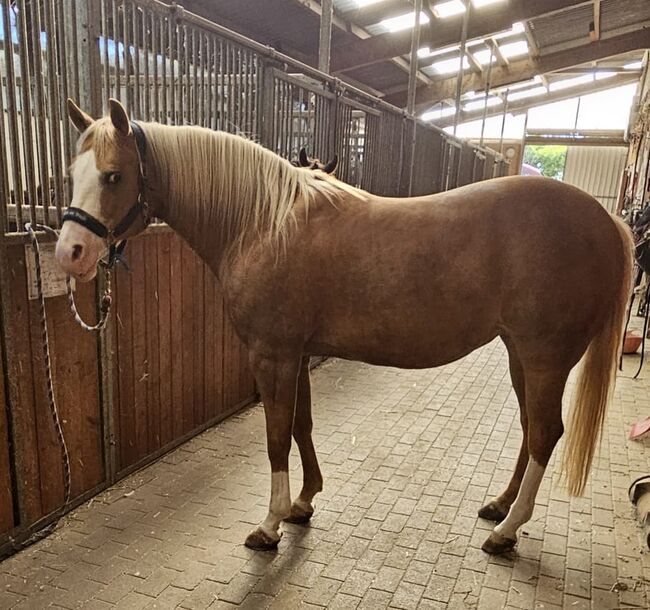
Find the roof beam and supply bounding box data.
[590,0,601,41]
[331,0,590,73]
[290,0,433,85]
[433,72,640,127]
[384,28,650,109]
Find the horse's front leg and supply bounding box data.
[284,356,323,524]
[245,350,301,551]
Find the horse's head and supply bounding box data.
[55,98,147,281]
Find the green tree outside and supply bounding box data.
[523,145,568,180]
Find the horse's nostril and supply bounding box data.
[71,244,84,261]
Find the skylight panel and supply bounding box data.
[492,22,526,40]
[507,86,547,101]
[548,74,594,91]
[472,0,506,7]
[499,40,529,58]
[463,97,503,111]
[594,71,617,80]
[433,1,466,19]
[473,49,496,65]
[421,106,457,121]
[624,60,643,70]
[430,56,470,74]
[354,0,385,7]
[381,11,430,32]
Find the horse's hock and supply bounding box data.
[0,0,649,608]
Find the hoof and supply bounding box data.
[478,501,509,523]
[244,528,281,551]
[481,531,517,555]
[283,502,314,524]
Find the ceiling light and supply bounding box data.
[548,74,594,91]
[431,56,470,74]
[507,86,547,101]
[624,60,643,70]
[433,1,466,19]
[421,106,456,121]
[499,40,529,58]
[418,47,432,58]
[464,97,503,111]
[381,11,430,32]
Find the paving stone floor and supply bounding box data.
[1,338,649,609]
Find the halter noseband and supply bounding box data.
[62,120,150,268]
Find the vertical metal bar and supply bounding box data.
[123,0,132,111]
[101,0,110,97]
[318,0,332,74]
[30,0,51,223]
[211,36,218,130]
[453,0,471,136]
[479,46,494,148]
[498,89,509,156]
[143,6,150,120]
[407,0,422,115]
[192,27,198,124]
[219,39,225,130]
[161,15,167,122]
[113,0,121,102]
[152,12,159,120]
[132,1,140,117]
[17,0,38,226]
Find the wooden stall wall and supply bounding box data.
[0,327,14,536]
[1,244,105,526]
[111,229,256,475]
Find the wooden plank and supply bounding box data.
[193,255,205,427]
[45,283,104,499]
[0,323,15,534]
[169,235,184,441]
[181,242,194,433]
[115,261,136,471]
[3,245,43,523]
[144,236,161,454]
[130,238,148,463]
[203,265,217,420]
[156,233,173,447]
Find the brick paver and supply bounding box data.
[1,338,649,608]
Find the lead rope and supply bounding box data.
[16,223,113,552]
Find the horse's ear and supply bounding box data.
[108,98,131,136]
[323,154,338,174]
[67,98,94,133]
[299,148,310,167]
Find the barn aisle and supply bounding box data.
[0,338,648,609]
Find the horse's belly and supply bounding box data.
[306,311,498,369]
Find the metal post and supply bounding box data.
[453,0,471,136]
[407,0,423,115]
[498,89,509,155]
[479,46,494,147]
[319,0,333,74]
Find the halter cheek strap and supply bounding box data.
[62,120,149,268]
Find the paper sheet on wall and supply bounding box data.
[25,243,75,300]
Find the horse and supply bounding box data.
[56,98,633,555]
[291,147,339,174]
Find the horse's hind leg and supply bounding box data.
[479,341,528,522]
[482,365,568,554]
[245,350,301,551]
[285,357,323,524]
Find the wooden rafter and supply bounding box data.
[384,28,650,109]
[331,0,590,73]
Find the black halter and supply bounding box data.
[62,120,149,269]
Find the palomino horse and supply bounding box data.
[56,99,633,554]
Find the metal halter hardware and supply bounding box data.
[61,120,150,269]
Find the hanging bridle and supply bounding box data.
[61,120,150,269]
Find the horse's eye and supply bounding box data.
[105,171,121,184]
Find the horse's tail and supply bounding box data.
[561,215,634,496]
